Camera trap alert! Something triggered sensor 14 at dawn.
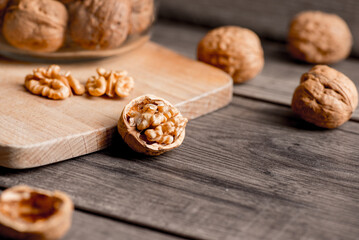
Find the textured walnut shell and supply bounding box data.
[292,65,358,128]
[69,0,131,50]
[129,0,154,35]
[2,0,68,52]
[288,11,352,64]
[0,185,73,240]
[197,26,264,83]
[118,95,186,156]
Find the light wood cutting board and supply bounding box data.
[0,42,232,169]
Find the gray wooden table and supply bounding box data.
[1,19,359,240]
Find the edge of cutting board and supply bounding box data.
[0,42,233,169]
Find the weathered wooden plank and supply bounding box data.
[158,0,359,57]
[0,95,358,240]
[152,20,359,120]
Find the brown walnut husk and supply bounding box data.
[0,185,74,240]
[288,11,352,64]
[2,0,68,52]
[291,65,358,128]
[118,95,188,156]
[69,0,131,50]
[197,26,264,83]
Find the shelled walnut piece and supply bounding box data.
[0,185,73,240]
[292,65,358,128]
[118,95,188,155]
[86,68,134,98]
[25,65,85,100]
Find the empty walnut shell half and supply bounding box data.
[118,95,188,156]
[0,185,74,240]
[292,65,358,128]
[2,0,68,52]
[288,11,352,64]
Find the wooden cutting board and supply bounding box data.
[0,42,232,169]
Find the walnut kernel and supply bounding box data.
[0,185,73,240]
[288,11,352,64]
[86,68,134,98]
[292,65,358,128]
[197,26,264,83]
[118,95,188,155]
[25,65,85,100]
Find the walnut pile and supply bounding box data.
[0,185,73,240]
[25,65,85,100]
[2,0,68,52]
[288,11,352,64]
[86,68,134,98]
[129,0,154,35]
[118,95,188,155]
[292,65,358,128]
[68,0,131,50]
[197,26,264,83]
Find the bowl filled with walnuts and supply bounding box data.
[0,0,156,61]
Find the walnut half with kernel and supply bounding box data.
[118,95,188,155]
[0,185,73,240]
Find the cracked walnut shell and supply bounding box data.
[197,26,264,83]
[0,185,73,240]
[288,11,352,64]
[86,68,134,98]
[292,65,358,128]
[25,65,85,100]
[69,0,131,50]
[118,95,188,155]
[2,0,68,52]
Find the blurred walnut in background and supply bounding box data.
[197,26,264,84]
[288,11,352,64]
[130,0,154,34]
[2,0,68,52]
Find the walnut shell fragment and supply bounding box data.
[69,0,131,50]
[2,0,68,52]
[118,95,188,155]
[0,185,73,240]
[288,11,352,64]
[291,65,358,128]
[197,26,264,83]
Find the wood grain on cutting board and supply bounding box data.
[0,42,232,169]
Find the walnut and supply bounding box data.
[288,11,352,64]
[68,0,131,50]
[292,65,358,128]
[2,0,68,52]
[118,95,188,155]
[0,185,73,240]
[197,26,264,84]
[129,0,154,35]
[86,67,134,98]
[25,65,85,100]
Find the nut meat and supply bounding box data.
[118,95,188,155]
[288,11,352,64]
[25,65,85,100]
[0,185,73,240]
[197,26,264,83]
[69,0,131,50]
[86,68,134,98]
[2,0,68,52]
[292,65,358,128]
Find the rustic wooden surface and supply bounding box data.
[159,0,359,57]
[0,20,359,240]
[0,42,232,169]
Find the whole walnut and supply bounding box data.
[292,65,358,128]
[197,26,264,84]
[288,11,352,64]
[69,0,131,50]
[2,0,68,52]
[129,0,154,35]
